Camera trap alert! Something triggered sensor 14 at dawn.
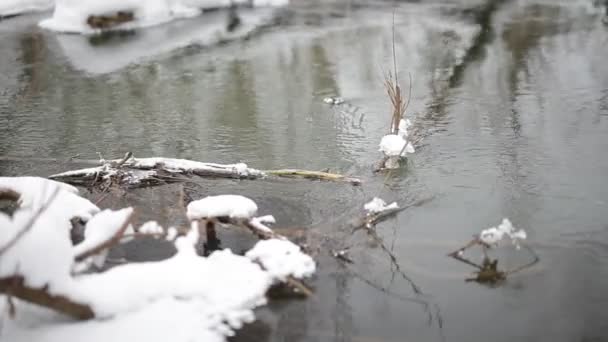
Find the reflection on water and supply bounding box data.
[2,0,608,341]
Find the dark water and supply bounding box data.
[1,1,608,341]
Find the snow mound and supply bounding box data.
[187,195,258,220]
[138,220,164,235]
[0,0,53,17]
[0,176,99,223]
[73,208,133,259]
[246,239,315,281]
[379,134,415,157]
[364,197,398,214]
[0,208,75,290]
[39,0,289,34]
[479,218,527,248]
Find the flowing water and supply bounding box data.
[1,0,608,341]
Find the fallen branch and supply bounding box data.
[0,276,94,320]
[266,169,362,185]
[73,210,134,262]
[49,155,362,188]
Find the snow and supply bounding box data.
[0,0,53,17]
[364,197,399,214]
[119,157,264,178]
[379,134,415,157]
[39,0,289,34]
[72,208,134,258]
[0,208,75,290]
[397,118,412,138]
[248,215,276,234]
[323,96,345,105]
[138,221,164,235]
[0,176,99,223]
[246,239,315,281]
[0,177,316,342]
[166,227,178,240]
[187,195,258,220]
[479,218,527,248]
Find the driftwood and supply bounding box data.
[47,154,362,188]
[266,169,362,185]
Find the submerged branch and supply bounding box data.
[266,169,361,185]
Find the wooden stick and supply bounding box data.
[0,277,94,320]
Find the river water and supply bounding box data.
[1,0,608,341]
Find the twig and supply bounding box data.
[505,243,540,275]
[286,276,313,297]
[0,276,94,320]
[74,210,134,262]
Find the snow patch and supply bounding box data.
[0,176,99,223]
[73,208,133,259]
[39,0,289,34]
[479,218,527,248]
[364,197,398,214]
[138,221,164,235]
[187,195,258,220]
[0,0,53,17]
[379,134,415,157]
[246,239,315,281]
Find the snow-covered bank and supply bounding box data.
[39,0,288,34]
[0,0,53,17]
[0,177,314,342]
[49,6,281,74]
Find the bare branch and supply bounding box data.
[0,276,94,320]
[74,211,134,262]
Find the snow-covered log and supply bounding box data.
[49,154,361,188]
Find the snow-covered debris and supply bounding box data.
[138,221,164,235]
[39,0,289,34]
[246,239,315,281]
[248,215,275,234]
[72,208,134,259]
[187,195,258,221]
[364,197,399,215]
[378,133,415,169]
[323,96,345,105]
[379,134,415,157]
[0,178,316,342]
[0,0,53,17]
[117,157,264,178]
[479,218,527,248]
